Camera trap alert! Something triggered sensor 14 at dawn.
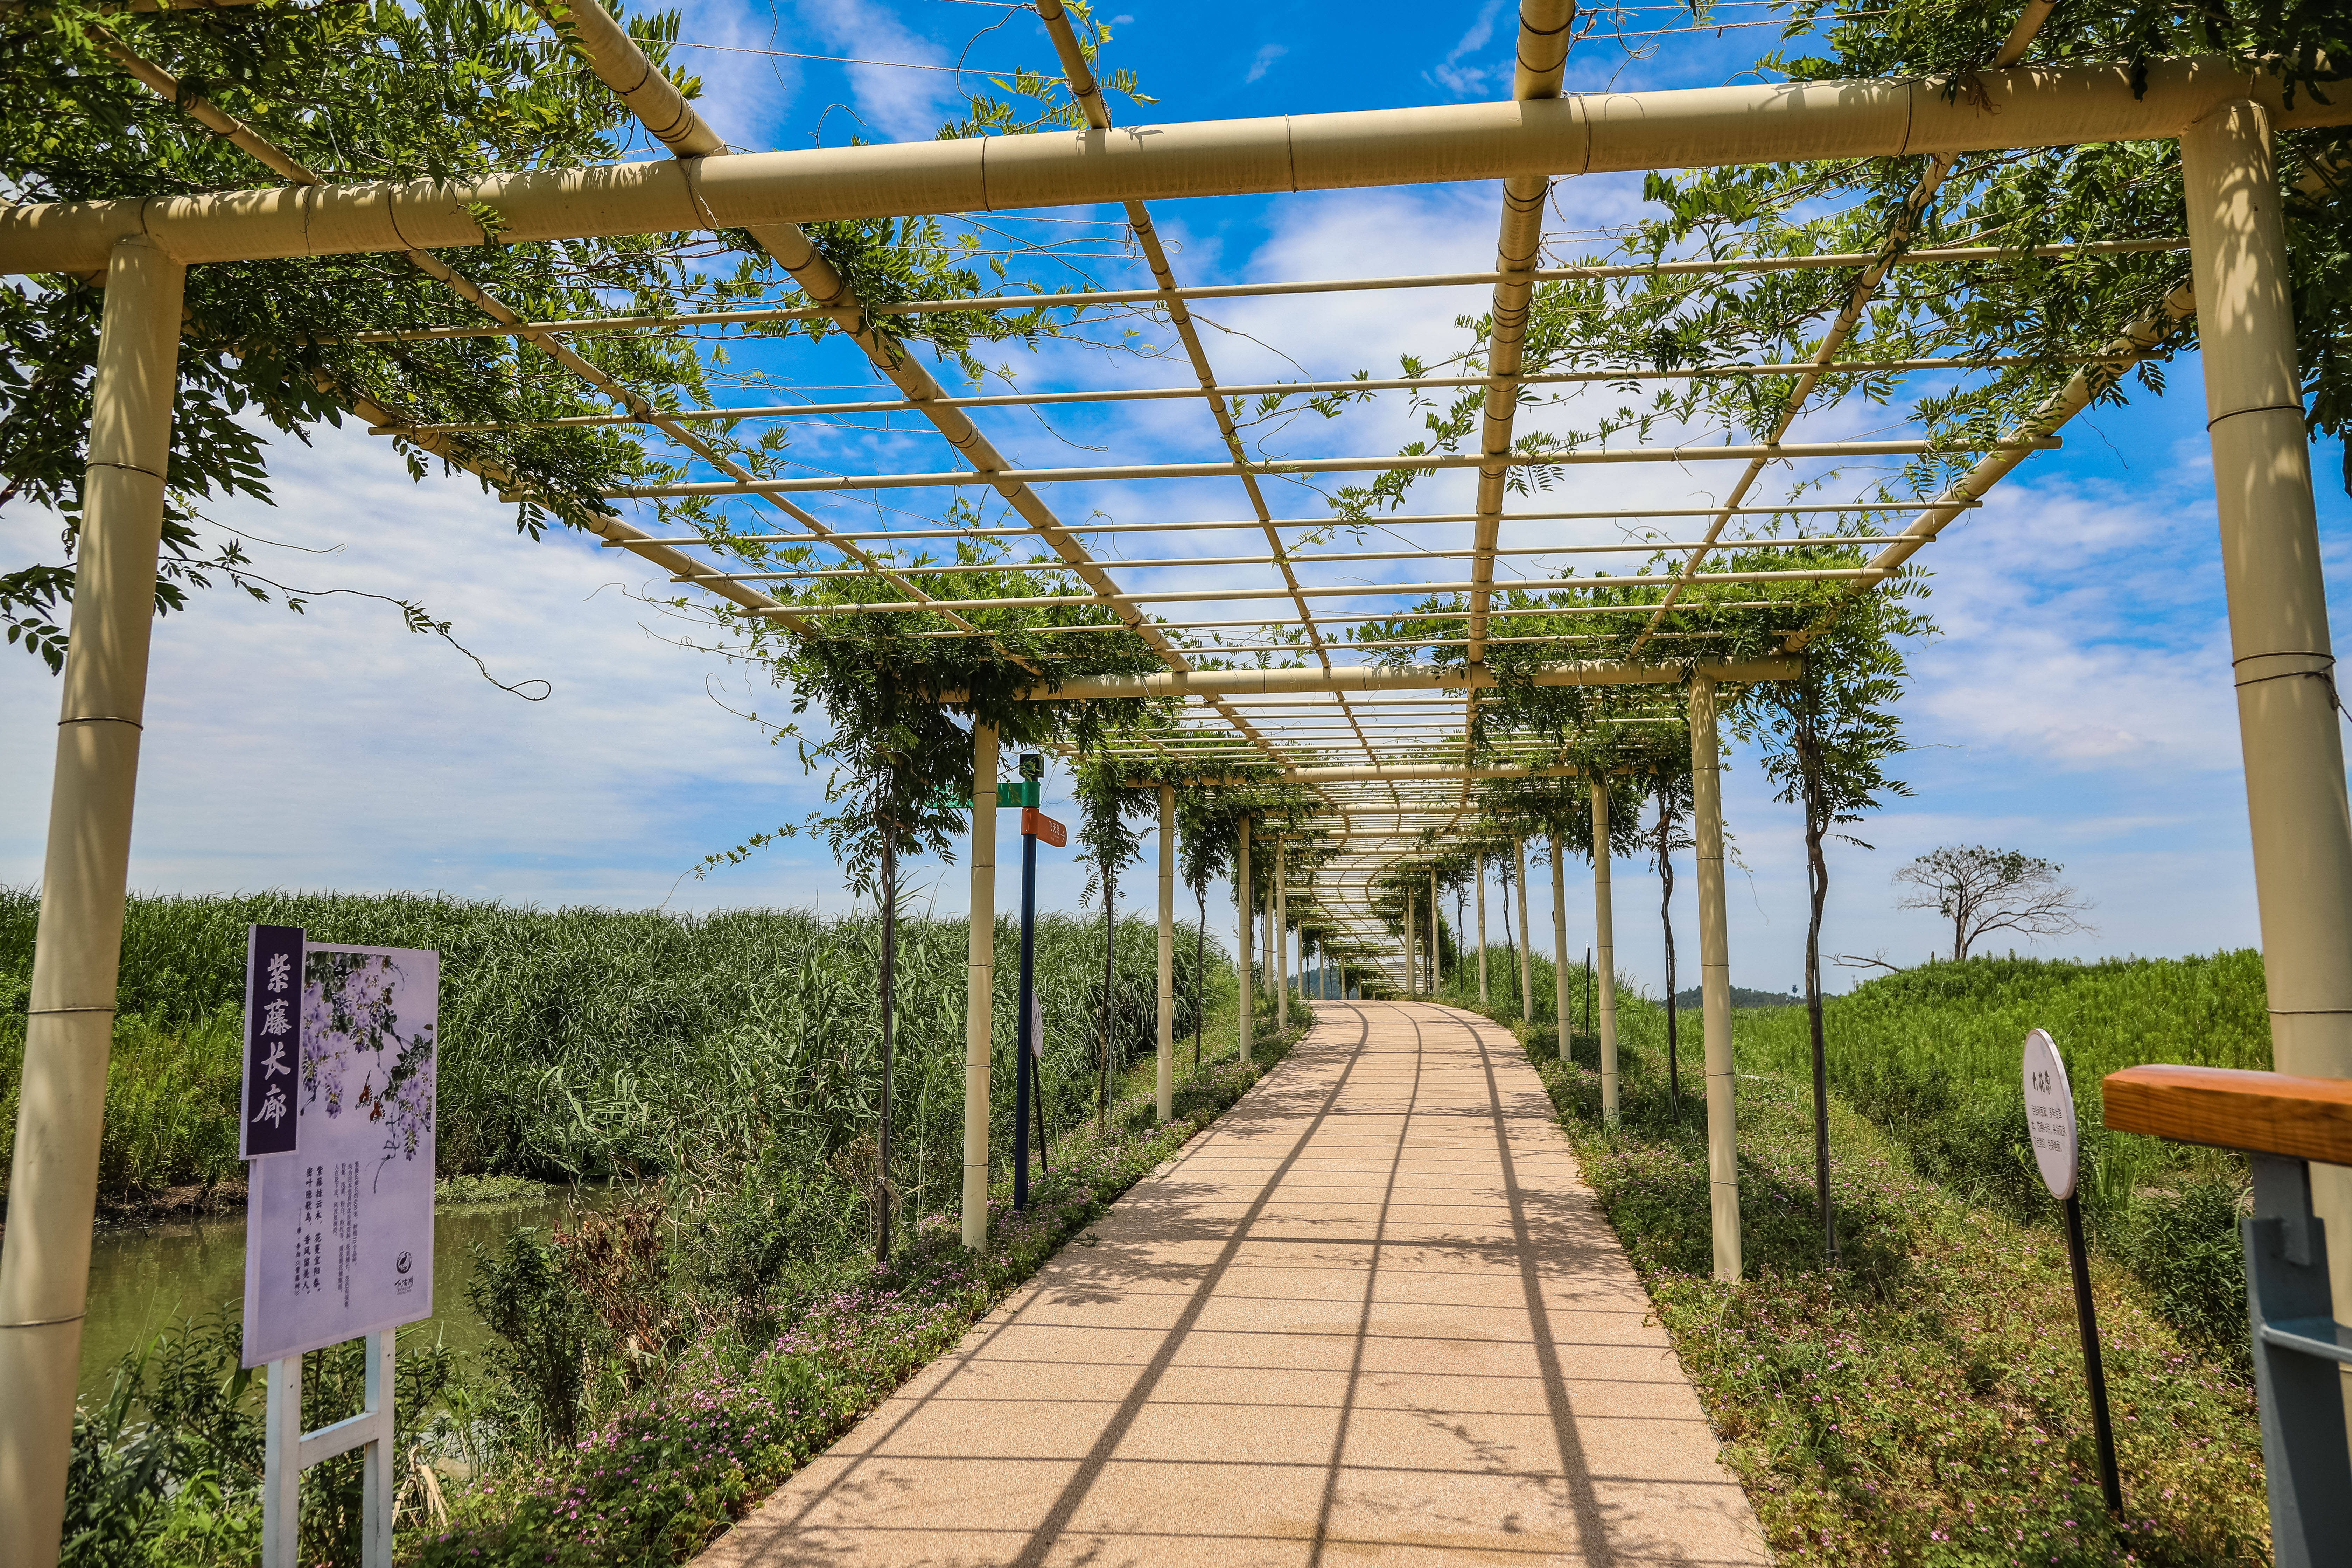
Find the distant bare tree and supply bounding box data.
[1895,846,2096,961]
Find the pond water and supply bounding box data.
[79,1186,620,1401]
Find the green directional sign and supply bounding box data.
[932,781,1041,809]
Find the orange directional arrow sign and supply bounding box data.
[1022,808,1066,848]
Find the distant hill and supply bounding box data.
[1673,985,1801,1009]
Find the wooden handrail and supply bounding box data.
[2104,1064,2352,1166]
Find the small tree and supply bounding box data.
[1648,770,1693,1118]
[1895,846,2096,962]
[1746,575,1925,1268]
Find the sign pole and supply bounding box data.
[261,1328,397,1568]
[2064,1189,2124,1516]
[1015,819,1038,1211]
[2023,1027,2123,1518]
[1011,755,1051,1209]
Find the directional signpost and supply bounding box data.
[1007,756,1065,1210]
[2023,1027,2123,1519]
[939,761,1063,1207]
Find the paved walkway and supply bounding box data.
[702,1001,1768,1567]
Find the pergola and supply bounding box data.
[5,1,2349,1558]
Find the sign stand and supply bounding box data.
[239,925,440,1566]
[262,1329,396,1568]
[2023,1027,2122,1517]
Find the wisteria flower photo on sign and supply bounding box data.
[301,947,437,1188]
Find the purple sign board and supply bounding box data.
[240,939,439,1368]
[240,925,305,1157]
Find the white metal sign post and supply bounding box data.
[239,929,440,1568]
[2022,1027,2123,1518]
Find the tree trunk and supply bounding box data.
[1498,861,1518,1017]
[1800,681,1839,1267]
[1806,800,1836,1265]
[1101,854,1116,1134]
[1195,883,1206,1071]
[1657,788,1680,1119]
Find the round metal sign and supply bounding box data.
[2022,1027,2078,1200]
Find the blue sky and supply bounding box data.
[5,0,2348,997]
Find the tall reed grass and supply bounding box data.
[0,888,1225,1217]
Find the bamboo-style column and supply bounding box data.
[0,235,186,1564]
[1591,779,1620,1125]
[1236,815,1253,1064]
[1403,889,1416,994]
[1156,784,1175,1123]
[1514,835,1535,1018]
[1550,838,1570,1059]
[1691,675,1740,1281]
[1261,867,1276,1003]
[1476,853,1490,1004]
[1429,866,1441,998]
[1275,836,1289,1032]
[961,726,997,1251]
[2185,99,2352,1365]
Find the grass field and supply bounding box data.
[1524,1017,2267,1565]
[1728,953,2265,1349]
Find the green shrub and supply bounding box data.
[464,1230,591,1456]
[62,1313,452,1568]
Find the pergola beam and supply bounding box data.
[604,439,2056,499]
[6,60,2341,276]
[334,242,2183,347]
[966,655,1798,701]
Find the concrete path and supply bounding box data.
[701,1001,1768,1567]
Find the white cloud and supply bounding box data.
[667,0,804,152]
[1902,469,2242,771]
[1428,0,1508,96]
[0,424,853,912]
[1244,43,1286,84]
[789,0,960,143]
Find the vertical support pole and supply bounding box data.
[1476,853,1490,1006]
[0,235,185,1567]
[1237,816,1253,1064]
[1402,891,1414,994]
[1691,674,1741,1282]
[1275,838,1289,1032]
[1550,838,1569,1059]
[2184,98,2352,1393]
[1591,781,1620,1125]
[1015,817,1039,1210]
[1429,866,1441,997]
[363,1329,395,1568]
[1514,835,1534,1020]
[961,726,997,1250]
[2244,1156,2352,1566]
[262,1352,303,1568]
[1156,785,1175,1123]
[878,831,898,1261]
[1261,869,1274,1002]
